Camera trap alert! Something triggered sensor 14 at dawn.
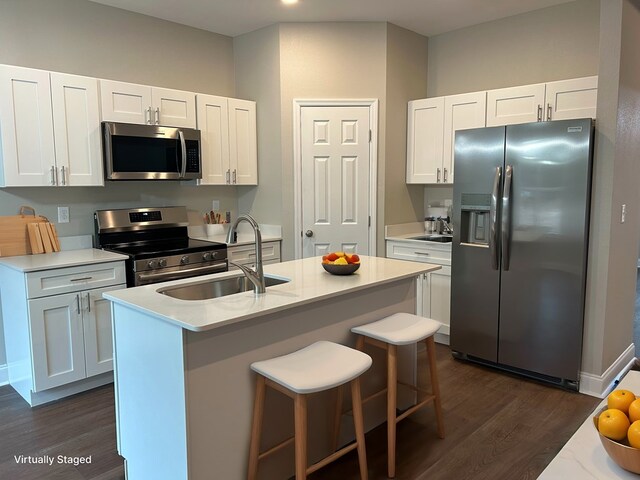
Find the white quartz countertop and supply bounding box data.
[0,248,128,272]
[103,255,439,333]
[539,370,640,479]
[190,233,282,246]
[188,224,282,247]
[385,222,452,248]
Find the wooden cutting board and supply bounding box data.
[0,206,51,257]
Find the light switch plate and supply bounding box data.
[621,204,626,223]
[212,200,220,211]
[58,206,69,223]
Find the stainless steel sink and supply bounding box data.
[410,235,453,243]
[157,275,289,301]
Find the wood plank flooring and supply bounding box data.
[0,344,599,479]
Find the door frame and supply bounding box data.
[292,99,379,259]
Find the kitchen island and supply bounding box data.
[104,256,439,479]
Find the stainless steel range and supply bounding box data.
[95,206,227,286]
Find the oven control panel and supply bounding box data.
[134,250,228,272]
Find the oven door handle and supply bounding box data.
[137,263,227,284]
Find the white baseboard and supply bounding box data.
[0,364,8,387]
[579,343,636,398]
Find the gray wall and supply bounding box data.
[427,0,600,97]
[0,0,237,368]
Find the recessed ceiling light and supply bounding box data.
[282,0,299,5]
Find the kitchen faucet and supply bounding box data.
[225,214,265,294]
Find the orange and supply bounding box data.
[629,398,640,423]
[607,389,636,415]
[598,408,631,441]
[629,421,640,448]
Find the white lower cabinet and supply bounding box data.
[228,240,281,270]
[0,260,125,406]
[386,239,451,344]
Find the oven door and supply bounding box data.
[103,122,201,180]
[134,261,227,286]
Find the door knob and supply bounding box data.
[305,230,314,237]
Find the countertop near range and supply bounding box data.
[103,255,439,333]
[188,223,282,246]
[539,370,640,479]
[0,248,128,272]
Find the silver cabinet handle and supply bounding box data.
[155,107,160,125]
[489,166,502,270]
[537,104,542,122]
[436,168,441,183]
[502,165,513,271]
[76,294,81,314]
[443,167,448,183]
[225,169,230,184]
[547,103,552,121]
[232,169,237,184]
[60,166,66,186]
[85,292,91,313]
[50,166,56,185]
[70,276,93,282]
[414,251,430,256]
[145,107,152,124]
[178,130,187,178]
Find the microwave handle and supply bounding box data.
[178,130,187,178]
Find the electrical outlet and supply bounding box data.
[621,204,626,223]
[212,200,220,211]
[226,211,231,223]
[58,206,70,223]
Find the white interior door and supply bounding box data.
[301,106,371,258]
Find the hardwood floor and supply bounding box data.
[0,344,599,480]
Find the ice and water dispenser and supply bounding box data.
[459,193,491,246]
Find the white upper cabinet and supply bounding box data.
[0,65,103,187]
[0,65,56,186]
[196,95,257,186]
[50,73,103,186]
[406,97,445,184]
[486,83,546,127]
[443,91,487,184]
[228,98,258,185]
[544,76,597,121]
[197,94,230,185]
[100,80,196,128]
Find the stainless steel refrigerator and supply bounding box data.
[450,118,594,389]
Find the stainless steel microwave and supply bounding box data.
[102,122,202,180]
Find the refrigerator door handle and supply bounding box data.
[490,166,502,270]
[502,165,513,271]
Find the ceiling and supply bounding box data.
[89,0,575,38]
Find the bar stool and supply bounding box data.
[351,313,444,478]
[247,341,372,480]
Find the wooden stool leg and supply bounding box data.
[351,377,368,480]
[331,385,343,452]
[248,375,266,480]
[425,336,445,439]
[387,344,398,478]
[294,393,308,480]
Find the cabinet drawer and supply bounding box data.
[26,261,126,299]
[228,241,281,266]
[386,241,451,266]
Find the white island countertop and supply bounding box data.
[104,255,438,333]
[0,248,128,272]
[540,370,640,479]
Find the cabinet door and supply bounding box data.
[406,97,445,184]
[28,292,86,391]
[0,65,55,186]
[83,285,123,377]
[152,87,196,129]
[228,98,258,185]
[50,73,104,186]
[196,94,230,185]
[100,79,152,124]
[486,84,545,127]
[443,92,487,184]
[428,266,451,336]
[545,76,597,121]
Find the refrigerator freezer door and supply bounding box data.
[498,119,593,382]
[450,126,505,362]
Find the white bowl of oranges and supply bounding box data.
[594,389,640,474]
[321,252,360,275]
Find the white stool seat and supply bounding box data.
[351,313,441,346]
[251,341,372,394]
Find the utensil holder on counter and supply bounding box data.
[205,224,227,237]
